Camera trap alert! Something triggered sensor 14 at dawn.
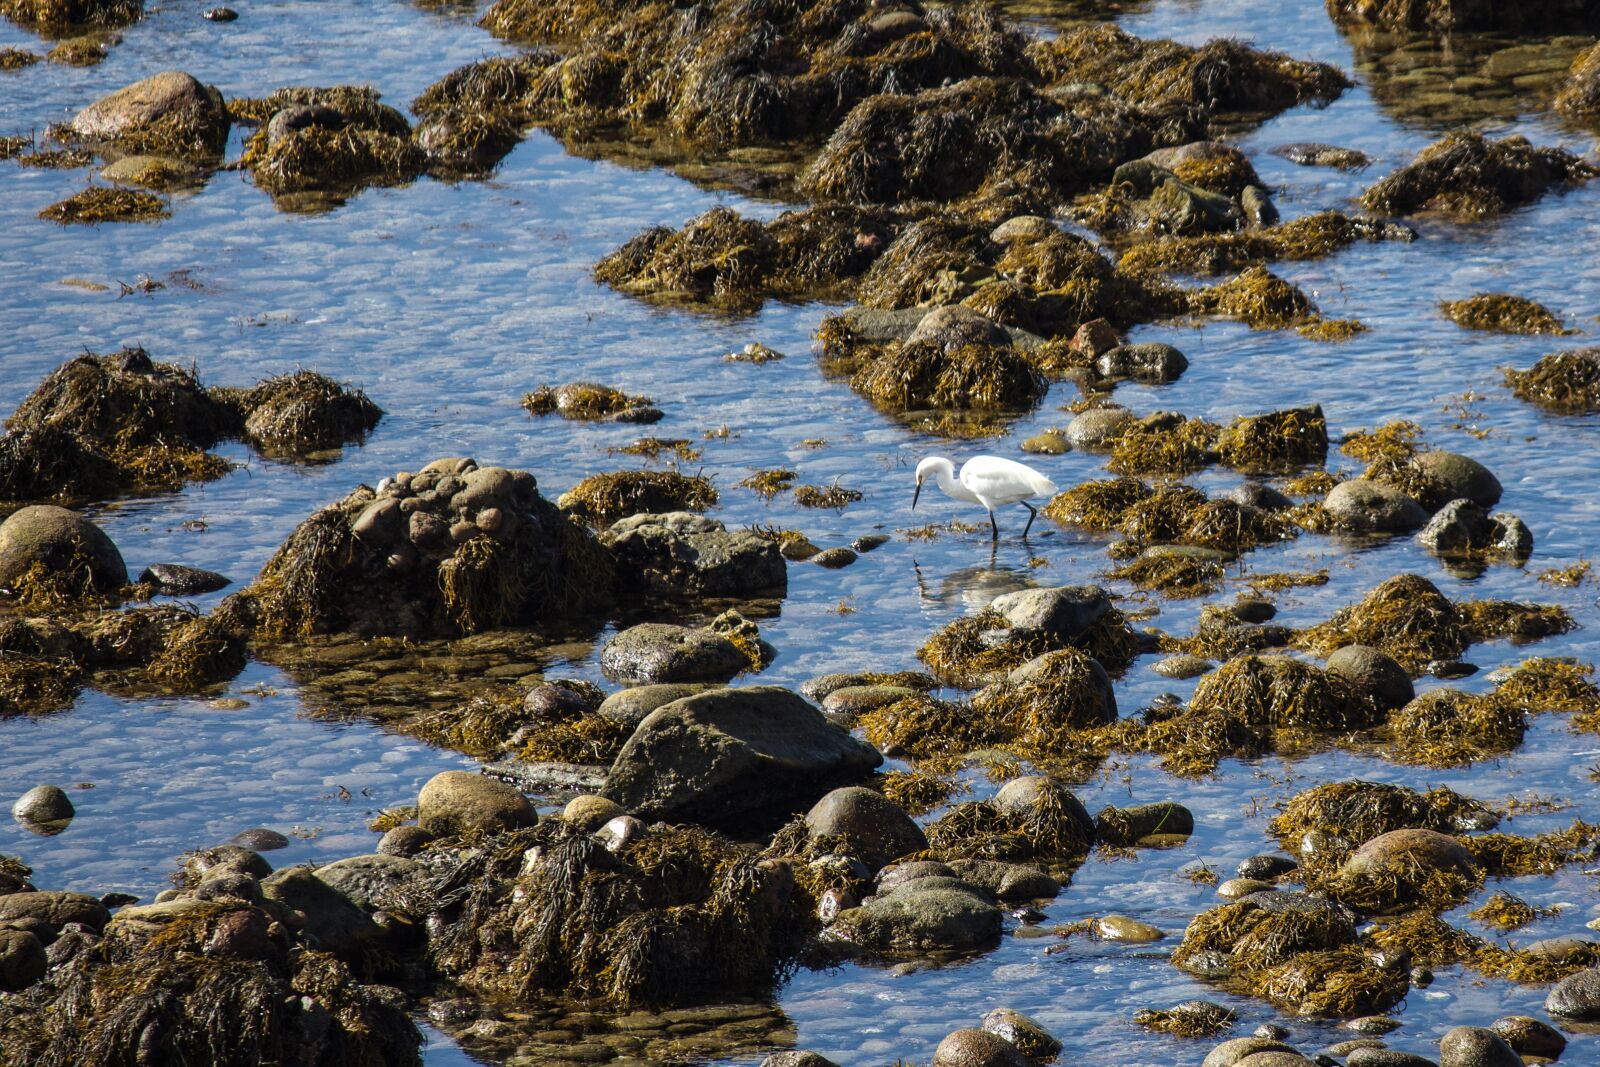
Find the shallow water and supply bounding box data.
[4,0,1600,1064]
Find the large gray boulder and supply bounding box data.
[602,686,882,824]
[70,71,230,159]
[1323,480,1428,534]
[0,505,127,592]
[603,512,786,599]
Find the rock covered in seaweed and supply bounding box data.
[1,0,141,31]
[68,70,229,160]
[0,505,126,594]
[1504,347,1600,413]
[239,85,424,203]
[1360,132,1598,219]
[219,458,614,639]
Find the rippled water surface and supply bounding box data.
[4,0,1600,1064]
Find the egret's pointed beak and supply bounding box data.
[912,481,922,510]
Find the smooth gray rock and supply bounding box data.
[988,584,1110,640]
[599,622,751,685]
[1438,1026,1519,1067]
[1326,644,1414,710]
[603,686,882,825]
[1324,480,1428,533]
[1064,407,1135,450]
[908,305,1010,353]
[11,785,73,824]
[597,683,705,729]
[1414,451,1501,508]
[1547,965,1600,1019]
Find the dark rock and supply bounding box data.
[228,827,289,851]
[1096,801,1194,845]
[603,686,882,825]
[1238,854,1298,880]
[0,505,127,592]
[1228,483,1294,511]
[417,770,535,836]
[804,787,926,872]
[1437,1026,1518,1067]
[139,562,231,595]
[0,929,47,991]
[260,867,381,964]
[1271,143,1372,170]
[1325,644,1414,711]
[1417,499,1493,555]
[812,547,858,569]
[1413,452,1501,508]
[596,683,705,729]
[1489,1015,1564,1058]
[760,1054,842,1067]
[603,512,786,599]
[831,878,1000,954]
[1546,965,1600,1020]
[1095,342,1188,383]
[204,7,238,20]
[1230,597,1277,624]
[948,859,1060,902]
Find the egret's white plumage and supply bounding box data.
[912,455,1058,538]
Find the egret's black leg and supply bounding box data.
[988,509,999,540]
[1021,502,1038,538]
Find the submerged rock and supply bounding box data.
[1361,132,1597,219]
[603,686,881,825]
[599,618,762,685]
[829,878,1001,955]
[139,562,230,595]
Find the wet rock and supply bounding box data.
[70,70,229,159]
[948,860,1059,902]
[183,844,272,882]
[1436,1027,1518,1067]
[11,785,73,823]
[932,1027,1030,1067]
[992,776,1095,843]
[596,683,704,729]
[314,854,421,912]
[1412,452,1501,508]
[599,622,754,685]
[1546,965,1600,1020]
[0,891,108,932]
[1094,914,1164,942]
[1204,1038,1300,1067]
[1229,598,1276,624]
[0,928,46,991]
[1096,801,1194,845]
[989,584,1111,641]
[1417,499,1496,555]
[1096,342,1188,384]
[228,827,288,851]
[1240,186,1277,228]
[1325,645,1414,711]
[812,547,857,569]
[193,868,263,904]
[1238,855,1297,881]
[603,512,786,599]
[204,6,237,20]
[260,866,381,963]
[1339,828,1478,882]
[1154,654,1213,679]
[1489,1016,1564,1058]
[1271,143,1371,170]
[414,109,521,177]
[1346,1052,1434,1067]
[760,1054,841,1067]
[1322,479,1428,534]
[1228,483,1294,510]
[982,1007,1061,1062]
[1063,406,1136,451]
[830,878,1001,954]
[562,794,625,832]
[138,562,230,594]
[417,770,535,836]
[0,505,127,593]
[1111,159,1242,234]
[376,825,432,857]
[977,648,1118,728]
[805,787,927,872]
[852,534,889,553]
[821,684,919,725]
[1217,878,1273,900]
[603,686,881,825]
[1346,1018,1400,1035]
[877,860,955,893]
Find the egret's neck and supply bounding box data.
[938,465,981,504]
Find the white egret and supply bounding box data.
[912,455,1058,539]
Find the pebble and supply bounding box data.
[203,6,238,20]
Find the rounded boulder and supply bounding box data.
[0,505,127,592]
[804,787,926,872]
[417,770,535,837]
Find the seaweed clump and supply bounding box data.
[1190,654,1380,732]
[917,601,1139,688]
[1119,211,1411,276]
[1189,265,1360,338]
[1442,293,1572,335]
[1294,573,1467,670]
[241,86,424,204]
[1556,40,1600,116]
[0,898,421,1066]
[1268,780,1497,850]
[215,371,383,457]
[222,459,614,640]
[426,819,814,1009]
[1387,688,1525,767]
[522,382,656,422]
[0,0,140,31]
[558,470,717,527]
[1504,348,1600,413]
[1360,132,1598,219]
[39,186,167,224]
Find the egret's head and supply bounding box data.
[912,456,948,509]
